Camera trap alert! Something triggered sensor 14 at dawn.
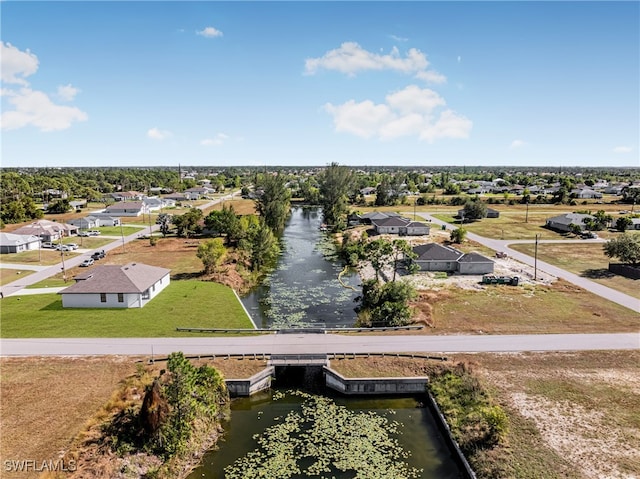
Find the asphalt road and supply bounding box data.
[418,213,640,313]
[1,332,638,357]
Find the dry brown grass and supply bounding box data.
[0,357,135,478]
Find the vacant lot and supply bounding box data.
[411,279,639,334]
[331,350,640,479]
[509,242,640,299]
[0,280,254,337]
[0,357,136,479]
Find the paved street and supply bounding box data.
[1,333,638,357]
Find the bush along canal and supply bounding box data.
[241,207,361,329]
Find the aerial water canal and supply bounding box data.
[187,207,463,478]
[240,207,360,329]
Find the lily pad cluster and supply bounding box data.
[224,391,422,479]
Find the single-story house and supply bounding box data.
[164,194,189,202]
[183,187,214,200]
[371,216,410,235]
[96,201,146,217]
[143,197,176,211]
[412,243,463,272]
[403,221,431,236]
[70,200,87,210]
[0,233,41,254]
[59,262,170,308]
[629,218,640,230]
[13,220,78,241]
[571,188,602,199]
[411,243,494,274]
[457,252,495,275]
[69,215,121,228]
[457,207,500,219]
[106,191,144,202]
[545,213,594,232]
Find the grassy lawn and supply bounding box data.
[0,249,78,265]
[90,225,146,236]
[418,280,639,334]
[509,242,640,299]
[25,277,69,289]
[0,280,254,337]
[0,268,35,286]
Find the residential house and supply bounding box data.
[143,197,176,211]
[0,233,41,254]
[371,216,410,235]
[96,201,146,217]
[457,207,500,219]
[411,243,494,274]
[106,191,144,202]
[183,186,214,200]
[629,218,640,231]
[68,216,100,230]
[571,188,603,199]
[403,221,431,236]
[13,220,78,241]
[545,213,594,232]
[59,262,170,308]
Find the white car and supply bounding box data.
[86,230,101,236]
[41,242,55,249]
[55,244,72,252]
[79,258,94,267]
[66,243,79,250]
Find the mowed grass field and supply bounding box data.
[0,268,35,286]
[0,280,254,337]
[509,242,640,299]
[416,280,639,334]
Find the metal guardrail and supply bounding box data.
[175,325,425,334]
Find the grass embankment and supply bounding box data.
[0,280,254,337]
[331,351,640,479]
[416,280,639,334]
[509,242,640,299]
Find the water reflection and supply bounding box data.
[241,207,360,329]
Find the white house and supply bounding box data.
[545,213,594,232]
[59,262,170,308]
[96,201,147,217]
[13,220,78,241]
[0,233,41,254]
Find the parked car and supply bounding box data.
[55,244,72,252]
[41,242,54,249]
[66,243,79,250]
[87,230,101,236]
[581,231,598,239]
[91,250,106,260]
[78,231,90,237]
[79,258,94,267]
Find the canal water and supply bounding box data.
[187,388,462,479]
[240,207,361,329]
[186,206,463,478]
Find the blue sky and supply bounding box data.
[1,1,638,168]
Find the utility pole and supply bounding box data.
[534,234,539,281]
[525,201,529,223]
[120,221,126,253]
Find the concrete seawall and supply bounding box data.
[324,366,429,395]
[226,366,274,397]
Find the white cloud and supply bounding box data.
[196,26,223,38]
[1,43,87,132]
[201,133,229,146]
[323,85,472,142]
[389,34,409,42]
[57,84,80,102]
[147,127,172,140]
[510,139,527,149]
[305,42,446,84]
[1,87,87,131]
[1,42,39,85]
[613,146,632,153]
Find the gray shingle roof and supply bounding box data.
[458,252,493,263]
[372,216,411,227]
[60,263,170,294]
[412,243,463,261]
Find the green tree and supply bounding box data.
[461,198,487,222]
[615,216,633,232]
[391,239,417,281]
[172,208,202,238]
[356,279,416,327]
[46,198,71,214]
[197,238,227,274]
[443,183,461,195]
[319,162,354,231]
[255,173,291,234]
[205,204,242,245]
[365,238,394,282]
[450,227,467,244]
[240,218,281,271]
[603,233,640,266]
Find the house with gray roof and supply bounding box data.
[372,216,411,234]
[13,220,78,241]
[545,213,594,233]
[0,233,41,254]
[59,262,170,308]
[411,243,494,274]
